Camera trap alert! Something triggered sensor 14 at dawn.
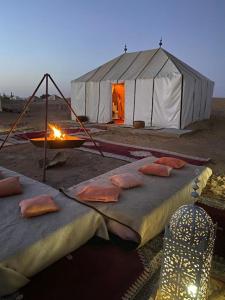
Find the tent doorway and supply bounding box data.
[112,83,125,124]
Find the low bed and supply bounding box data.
[0,167,108,296]
[0,157,212,296]
[68,156,212,246]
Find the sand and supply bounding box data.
[0,145,127,189]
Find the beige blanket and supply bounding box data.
[68,157,212,246]
[0,167,108,296]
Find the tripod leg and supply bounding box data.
[42,75,49,182]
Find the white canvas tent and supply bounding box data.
[71,48,214,129]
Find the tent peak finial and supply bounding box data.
[159,37,163,48]
[124,44,127,53]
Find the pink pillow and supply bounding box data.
[139,163,172,177]
[155,156,186,169]
[110,173,143,189]
[76,184,120,202]
[19,194,60,218]
[0,177,22,197]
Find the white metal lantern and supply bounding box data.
[157,204,216,300]
[157,170,216,300]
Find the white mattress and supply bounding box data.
[0,167,108,296]
[68,156,212,246]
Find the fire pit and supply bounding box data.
[30,124,85,149]
[0,73,103,182]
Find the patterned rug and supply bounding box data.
[132,201,225,300]
[6,236,161,300]
[5,232,225,300]
[79,138,209,165]
[201,174,225,204]
[196,201,225,258]
[133,234,225,300]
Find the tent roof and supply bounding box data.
[72,48,213,83]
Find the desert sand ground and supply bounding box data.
[0,98,224,199]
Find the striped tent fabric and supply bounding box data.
[71,48,214,129]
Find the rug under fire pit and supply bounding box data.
[11,129,210,166]
[79,138,210,166]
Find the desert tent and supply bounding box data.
[71,48,214,129]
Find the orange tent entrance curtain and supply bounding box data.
[112,83,125,124]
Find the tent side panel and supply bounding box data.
[71,81,85,120]
[134,79,153,127]
[181,74,195,128]
[153,74,182,128]
[86,82,99,122]
[125,80,135,125]
[165,53,202,125]
[204,81,214,119]
[192,79,202,122]
[199,79,208,120]
[98,81,112,123]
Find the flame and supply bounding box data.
[48,124,65,140]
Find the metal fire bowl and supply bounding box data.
[30,137,85,149]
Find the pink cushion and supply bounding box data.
[110,173,143,189]
[155,156,186,169]
[19,194,60,218]
[139,163,172,177]
[0,177,22,197]
[76,184,120,202]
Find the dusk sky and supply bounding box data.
[0,0,224,97]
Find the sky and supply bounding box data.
[0,0,224,98]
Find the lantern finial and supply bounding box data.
[159,37,163,48]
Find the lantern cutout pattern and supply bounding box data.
[157,171,216,300]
